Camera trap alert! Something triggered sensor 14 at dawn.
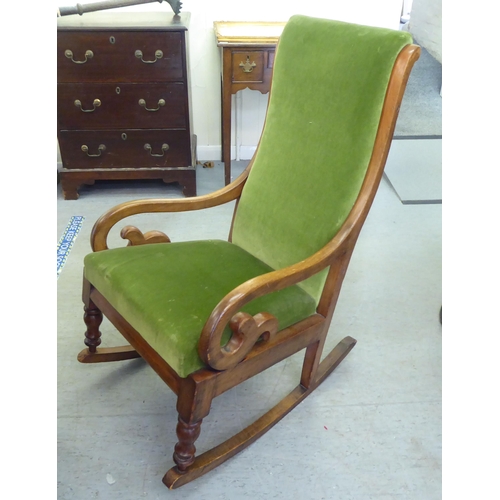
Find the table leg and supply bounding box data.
[222,47,233,185]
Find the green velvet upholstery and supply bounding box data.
[232,16,412,302]
[83,16,412,379]
[84,241,317,377]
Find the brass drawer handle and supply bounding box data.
[144,143,169,157]
[138,98,166,112]
[74,99,101,112]
[135,49,163,64]
[81,144,106,157]
[65,49,93,64]
[239,56,257,73]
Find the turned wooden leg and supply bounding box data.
[79,280,142,363]
[83,301,102,353]
[169,377,213,476]
[173,417,202,472]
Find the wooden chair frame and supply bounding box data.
[78,43,420,489]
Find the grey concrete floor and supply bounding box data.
[57,159,441,499]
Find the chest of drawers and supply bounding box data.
[57,12,196,200]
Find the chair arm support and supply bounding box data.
[198,235,353,371]
[90,171,248,251]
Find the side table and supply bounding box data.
[214,21,286,185]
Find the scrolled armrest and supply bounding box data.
[203,311,279,371]
[120,225,172,246]
[90,171,248,251]
[198,238,351,371]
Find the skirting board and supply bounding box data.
[384,137,442,205]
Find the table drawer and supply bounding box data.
[58,83,188,130]
[231,49,275,85]
[59,129,192,169]
[58,30,185,82]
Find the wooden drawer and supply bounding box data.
[231,50,275,84]
[58,129,192,169]
[57,30,185,83]
[58,83,188,130]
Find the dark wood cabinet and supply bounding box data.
[57,12,196,200]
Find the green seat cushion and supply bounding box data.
[84,240,317,378]
[232,16,412,303]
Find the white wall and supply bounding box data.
[408,0,441,63]
[57,0,403,160]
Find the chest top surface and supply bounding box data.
[57,11,190,31]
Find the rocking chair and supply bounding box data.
[78,15,420,488]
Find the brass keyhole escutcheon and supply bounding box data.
[239,56,256,73]
[109,36,116,44]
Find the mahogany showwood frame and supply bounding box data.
[79,43,421,488]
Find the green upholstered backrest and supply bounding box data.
[231,16,412,302]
